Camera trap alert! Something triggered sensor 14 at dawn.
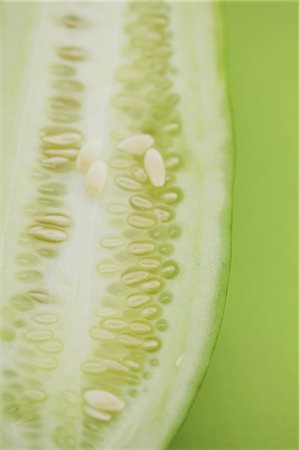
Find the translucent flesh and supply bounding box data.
[1,2,232,450]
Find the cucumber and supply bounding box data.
[1,2,232,450]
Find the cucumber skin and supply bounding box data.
[167,3,234,447]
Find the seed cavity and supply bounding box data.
[40,127,83,148]
[76,139,102,171]
[104,359,129,373]
[35,356,58,370]
[52,79,85,93]
[96,307,118,318]
[16,253,39,266]
[38,248,58,258]
[28,290,50,303]
[144,148,165,187]
[97,263,119,275]
[128,241,156,255]
[33,314,58,325]
[102,319,128,331]
[158,242,174,255]
[47,110,80,124]
[51,63,76,77]
[110,128,132,141]
[42,156,71,169]
[127,293,151,308]
[29,226,68,243]
[156,319,169,331]
[58,46,87,61]
[91,328,115,341]
[38,182,67,196]
[130,195,154,210]
[36,214,71,228]
[83,390,125,412]
[163,122,180,134]
[24,329,53,342]
[115,176,142,191]
[141,305,162,319]
[112,94,139,110]
[160,260,179,279]
[16,270,43,283]
[138,257,160,271]
[109,156,132,169]
[129,321,152,334]
[165,154,182,170]
[131,166,148,183]
[100,237,124,249]
[84,406,112,422]
[61,15,87,29]
[36,199,63,211]
[168,224,182,239]
[63,391,77,404]
[48,96,80,111]
[125,359,143,371]
[116,66,144,83]
[39,340,63,353]
[161,187,183,204]
[108,204,128,214]
[118,334,142,348]
[151,14,169,27]
[43,148,79,160]
[153,206,174,223]
[128,214,155,229]
[159,291,173,304]
[117,134,154,154]
[81,360,107,374]
[142,337,161,352]
[139,278,163,293]
[122,270,149,286]
[25,389,47,402]
[85,160,107,196]
[1,329,16,342]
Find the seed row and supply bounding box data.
[80,2,184,442]
[1,11,89,448]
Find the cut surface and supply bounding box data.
[1,2,232,450]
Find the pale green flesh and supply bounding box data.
[1,2,232,450]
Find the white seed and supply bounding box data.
[117,134,154,155]
[84,406,112,421]
[76,138,102,171]
[85,160,107,196]
[144,148,166,187]
[83,390,125,412]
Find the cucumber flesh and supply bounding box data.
[1,2,232,450]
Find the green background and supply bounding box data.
[170,2,298,449]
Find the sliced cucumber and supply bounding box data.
[1,2,232,450]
